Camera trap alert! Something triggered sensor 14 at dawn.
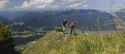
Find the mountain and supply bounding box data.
[0,9,115,31]
[0,10,32,17]
[117,9,125,12]
[0,16,11,24]
[115,11,125,21]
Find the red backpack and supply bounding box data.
[70,22,75,29]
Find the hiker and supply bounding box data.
[62,18,67,32]
[70,20,77,35]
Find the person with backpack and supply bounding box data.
[70,20,77,35]
[62,18,67,32]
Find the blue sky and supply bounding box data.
[0,0,125,12]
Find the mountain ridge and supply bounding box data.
[1,9,125,31]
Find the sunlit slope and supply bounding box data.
[22,31,125,54]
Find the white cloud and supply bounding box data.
[70,1,88,8]
[14,1,30,9]
[22,1,30,8]
[14,0,88,10]
[0,0,8,9]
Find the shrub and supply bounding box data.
[0,21,17,54]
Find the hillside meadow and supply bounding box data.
[22,30,125,54]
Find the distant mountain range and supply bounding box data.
[0,9,125,31]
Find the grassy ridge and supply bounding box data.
[22,31,125,54]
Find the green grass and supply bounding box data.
[22,31,125,54]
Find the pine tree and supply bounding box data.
[0,21,17,54]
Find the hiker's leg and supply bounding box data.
[73,29,77,35]
[62,26,65,32]
[65,27,68,34]
[70,29,73,35]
